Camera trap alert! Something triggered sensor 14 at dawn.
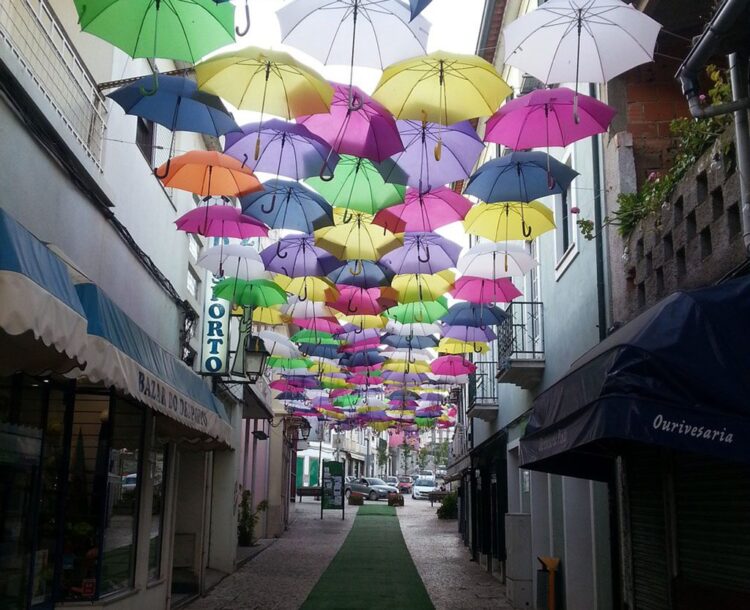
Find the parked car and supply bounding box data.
[397,476,413,494]
[345,476,357,484]
[345,477,398,501]
[412,477,437,500]
[385,476,399,488]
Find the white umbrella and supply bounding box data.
[282,299,338,319]
[428,373,469,384]
[258,330,301,358]
[382,348,433,362]
[385,320,440,337]
[457,243,538,279]
[196,244,268,280]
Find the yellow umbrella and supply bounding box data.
[391,270,454,303]
[372,51,511,125]
[320,374,352,389]
[275,275,339,302]
[195,47,333,118]
[438,338,490,355]
[252,306,289,325]
[308,359,341,375]
[314,211,402,261]
[463,201,555,242]
[337,314,387,330]
[382,360,431,374]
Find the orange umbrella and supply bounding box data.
[156,150,262,197]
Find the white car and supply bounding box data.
[412,477,437,500]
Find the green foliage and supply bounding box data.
[577,65,732,240]
[417,447,429,469]
[436,491,458,519]
[237,490,267,547]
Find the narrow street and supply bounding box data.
[186,499,509,610]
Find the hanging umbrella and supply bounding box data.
[175,206,268,239]
[342,350,386,368]
[283,299,338,319]
[213,278,287,308]
[440,324,497,343]
[380,232,462,275]
[156,150,262,195]
[372,187,471,233]
[258,330,301,358]
[338,314,387,331]
[335,327,381,344]
[329,286,398,316]
[381,334,438,349]
[409,0,432,20]
[195,47,333,118]
[383,360,431,374]
[372,51,511,125]
[327,260,394,289]
[314,213,402,261]
[457,243,538,278]
[261,235,339,277]
[196,243,268,279]
[306,156,406,215]
[339,338,382,354]
[437,338,490,355]
[298,343,342,359]
[451,277,522,304]
[252,306,289,326]
[295,317,344,334]
[297,83,404,163]
[464,201,555,241]
[391,271,454,303]
[385,298,449,324]
[383,349,432,362]
[291,330,340,345]
[275,275,339,303]
[281,376,322,389]
[241,179,333,232]
[465,152,579,203]
[224,120,338,180]
[377,120,483,190]
[431,355,476,376]
[385,320,440,337]
[275,391,307,402]
[484,87,616,149]
[267,356,313,370]
[439,302,509,327]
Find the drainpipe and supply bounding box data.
[728,52,750,253]
[590,85,607,341]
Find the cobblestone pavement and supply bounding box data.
[399,497,512,610]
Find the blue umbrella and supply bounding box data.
[275,391,307,401]
[465,151,579,203]
[108,75,238,136]
[381,334,438,349]
[341,350,386,368]
[327,260,395,289]
[297,343,342,360]
[439,302,509,327]
[409,0,432,20]
[389,390,420,401]
[241,179,333,232]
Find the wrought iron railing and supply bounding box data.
[0,0,107,168]
[497,301,545,370]
[468,359,498,407]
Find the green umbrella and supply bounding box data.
[267,356,313,370]
[384,297,448,324]
[333,395,360,407]
[213,278,287,308]
[306,155,405,216]
[290,330,341,345]
[74,0,234,91]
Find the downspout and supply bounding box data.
[590,85,607,341]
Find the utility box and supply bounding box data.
[505,513,532,608]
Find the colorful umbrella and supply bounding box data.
[380,232,462,275]
[175,206,268,239]
[295,317,344,334]
[437,338,490,355]
[196,243,267,279]
[372,187,471,233]
[383,360,431,374]
[213,278,288,307]
[267,356,313,370]
[327,260,394,289]
[283,300,338,319]
[335,327,381,344]
[463,201,555,241]
[156,151,262,196]
[338,314,387,330]
[451,277,522,304]
[439,302,509,327]
[291,330,340,345]
[381,334,438,349]
[385,320,441,337]
[314,213,402,261]
[241,179,333,232]
[385,298,449,324]
[261,235,338,277]
[409,0,432,20]
[258,330,301,358]
[457,243,538,279]
[298,343,342,359]
[253,306,289,326]
[431,355,476,376]
[391,271,454,303]
[275,275,339,303]
[440,325,497,343]
[329,286,398,316]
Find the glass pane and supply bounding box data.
[148,435,167,581]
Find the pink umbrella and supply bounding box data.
[294,317,343,334]
[297,83,404,163]
[430,355,476,376]
[485,87,616,150]
[329,286,398,316]
[451,277,523,304]
[330,389,352,399]
[339,337,382,353]
[175,206,268,238]
[373,187,471,233]
[348,373,383,386]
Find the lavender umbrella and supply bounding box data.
[224,119,339,180]
[297,83,404,163]
[327,260,394,289]
[440,325,497,342]
[377,120,483,191]
[381,371,429,385]
[380,232,462,275]
[260,234,338,277]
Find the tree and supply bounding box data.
[376,442,389,476]
[400,441,412,476]
[417,447,429,470]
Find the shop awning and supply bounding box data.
[520,276,750,480]
[0,208,88,374]
[74,283,234,447]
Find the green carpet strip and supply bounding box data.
[301,505,434,609]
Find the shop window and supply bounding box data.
[148,432,168,581]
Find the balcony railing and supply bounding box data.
[0,0,107,168]
[497,300,545,389]
[467,359,498,421]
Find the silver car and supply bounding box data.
[345,477,398,501]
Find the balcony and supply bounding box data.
[497,300,545,390]
[467,360,498,421]
[0,0,107,168]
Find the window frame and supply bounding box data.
[554,151,579,280]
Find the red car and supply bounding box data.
[397,476,413,494]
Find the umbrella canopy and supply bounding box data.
[261,235,338,277]
[275,275,339,303]
[431,355,476,376]
[157,151,262,197]
[377,120,484,191]
[329,286,398,316]
[385,298,449,324]
[338,314,387,330]
[74,0,234,63]
[314,213,402,261]
[213,278,288,307]
[108,75,238,136]
[342,350,386,368]
[327,260,395,289]
[306,156,406,215]
[440,302,509,327]
[385,320,441,337]
[391,271,454,303]
[381,334,438,349]
[437,338,490,355]
[485,87,616,149]
[295,317,344,334]
[175,206,268,239]
[283,300,338,319]
[372,187,471,233]
[380,232,462,275]
[259,330,301,358]
[465,152,579,203]
[409,0,432,20]
[383,360,431,374]
[253,306,289,325]
[298,343,342,359]
[195,47,333,117]
[440,324,497,343]
[297,83,404,162]
[372,51,511,125]
[277,0,429,69]
[291,329,340,345]
[335,327,381,344]
[451,276,522,304]
[196,243,268,279]
[224,120,338,180]
[241,179,333,232]
[464,201,555,241]
[457,243,538,278]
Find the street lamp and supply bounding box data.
[243,334,269,383]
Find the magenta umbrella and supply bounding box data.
[175,206,269,238]
[430,355,476,376]
[339,338,381,353]
[329,286,397,316]
[485,87,616,150]
[372,186,471,233]
[451,277,522,304]
[297,83,404,163]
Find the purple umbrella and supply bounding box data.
[260,234,338,277]
[334,327,381,344]
[224,119,339,180]
[440,324,498,342]
[381,371,429,385]
[377,120,483,191]
[380,232,462,275]
[419,392,445,401]
[296,83,404,163]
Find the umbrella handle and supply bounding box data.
[318,161,335,182]
[414,310,424,323]
[299,283,308,302]
[522,220,532,239]
[417,245,431,263]
[347,298,358,314]
[139,70,159,96]
[240,153,248,169]
[474,344,483,354]
[341,209,354,224]
[261,195,276,214]
[354,327,363,335]
[153,156,171,179]
[348,260,363,276]
[236,0,251,36]
[276,241,288,259]
[347,92,364,112]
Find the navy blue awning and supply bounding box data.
[520,275,750,479]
